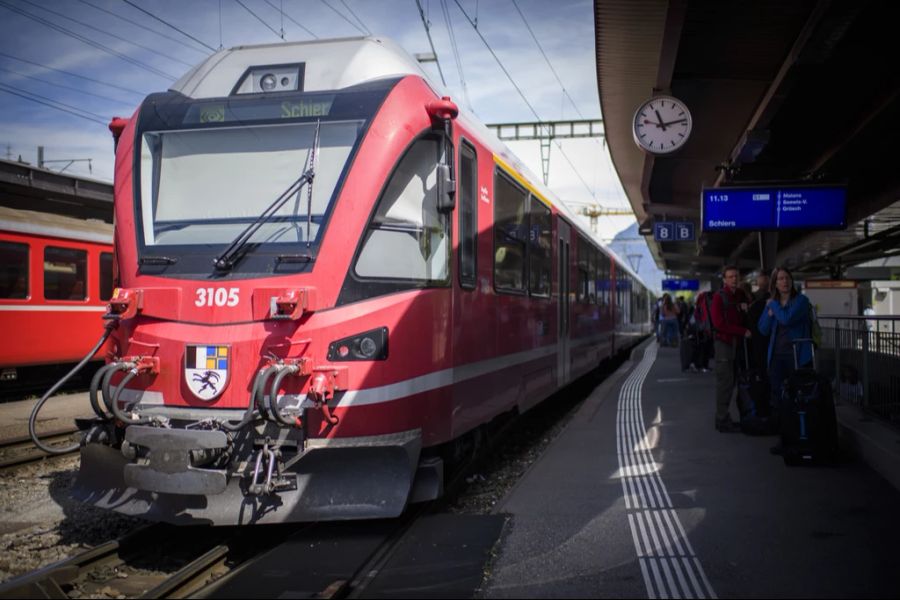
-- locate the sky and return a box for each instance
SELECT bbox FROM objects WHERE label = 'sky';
[0,0,663,287]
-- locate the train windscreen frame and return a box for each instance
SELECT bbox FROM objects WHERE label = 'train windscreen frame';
[130,79,398,279]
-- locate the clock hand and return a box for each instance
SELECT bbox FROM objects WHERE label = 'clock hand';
[654,109,666,131]
[643,119,662,128]
[661,118,687,127]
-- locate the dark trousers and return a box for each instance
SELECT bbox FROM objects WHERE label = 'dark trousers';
[714,339,736,423]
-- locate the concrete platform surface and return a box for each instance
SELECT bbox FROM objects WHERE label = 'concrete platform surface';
[485,340,900,598]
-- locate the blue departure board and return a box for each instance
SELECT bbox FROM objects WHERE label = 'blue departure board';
[702,186,846,231]
[662,279,699,291]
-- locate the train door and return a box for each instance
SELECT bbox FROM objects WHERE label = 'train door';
[558,220,570,386]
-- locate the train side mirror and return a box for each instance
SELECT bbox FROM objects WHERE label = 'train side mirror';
[436,163,455,212]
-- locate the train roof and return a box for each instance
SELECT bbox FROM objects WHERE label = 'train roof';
[169,36,648,291]
[0,205,113,245]
[171,36,434,99]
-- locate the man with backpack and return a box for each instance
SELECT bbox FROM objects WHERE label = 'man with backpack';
[710,265,752,433]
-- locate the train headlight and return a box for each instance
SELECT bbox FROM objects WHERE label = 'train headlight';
[260,74,277,91]
[327,328,388,362]
[233,63,304,95]
[358,337,378,358]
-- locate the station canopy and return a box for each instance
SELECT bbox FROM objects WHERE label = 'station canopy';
[595,0,900,280]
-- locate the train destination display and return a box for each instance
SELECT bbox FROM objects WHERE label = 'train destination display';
[702,186,846,231]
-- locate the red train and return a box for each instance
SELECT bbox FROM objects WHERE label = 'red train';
[0,206,113,388]
[72,37,653,525]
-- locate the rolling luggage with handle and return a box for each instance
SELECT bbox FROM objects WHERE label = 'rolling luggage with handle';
[737,338,775,435]
[779,338,838,465]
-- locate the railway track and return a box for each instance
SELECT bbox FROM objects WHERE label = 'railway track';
[0,427,81,470]
[0,522,306,599]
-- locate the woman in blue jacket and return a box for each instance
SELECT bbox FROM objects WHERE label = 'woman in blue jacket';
[757,267,812,446]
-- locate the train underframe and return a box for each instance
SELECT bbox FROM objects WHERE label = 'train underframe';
[73,413,441,525]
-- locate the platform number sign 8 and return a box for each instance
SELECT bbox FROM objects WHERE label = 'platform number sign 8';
[654,222,674,242]
[195,287,240,307]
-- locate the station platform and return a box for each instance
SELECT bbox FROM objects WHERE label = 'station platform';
[0,392,94,441]
[485,339,900,598]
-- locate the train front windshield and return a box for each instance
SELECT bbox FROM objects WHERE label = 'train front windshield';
[132,83,393,276]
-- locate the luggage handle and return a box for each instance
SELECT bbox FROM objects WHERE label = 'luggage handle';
[791,338,817,371]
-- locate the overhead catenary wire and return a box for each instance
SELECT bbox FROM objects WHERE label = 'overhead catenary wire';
[0,65,137,105]
[264,0,318,39]
[414,0,447,86]
[337,0,371,35]
[439,0,473,112]
[0,83,108,125]
[510,0,629,218]
[0,0,178,81]
[319,0,367,35]
[0,51,144,97]
[235,0,284,40]
[120,0,217,53]
[19,0,195,68]
[450,0,596,202]
[510,0,586,121]
[76,0,209,55]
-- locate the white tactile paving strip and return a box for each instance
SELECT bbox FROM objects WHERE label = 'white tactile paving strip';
[616,344,717,599]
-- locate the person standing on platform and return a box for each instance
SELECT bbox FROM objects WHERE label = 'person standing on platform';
[660,293,681,347]
[693,291,713,371]
[757,267,812,439]
[710,265,752,432]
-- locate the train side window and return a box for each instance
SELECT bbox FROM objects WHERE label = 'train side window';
[458,142,477,289]
[528,197,551,297]
[0,241,29,299]
[588,246,597,304]
[354,136,449,282]
[44,246,87,301]
[493,171,527,293]
[576,236,590,303]
[99,252,114,301]
[599,252,610,309]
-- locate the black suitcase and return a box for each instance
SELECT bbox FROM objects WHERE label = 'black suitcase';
[680,332,697,371]
[780,339,839,465]
[737,339,775,435]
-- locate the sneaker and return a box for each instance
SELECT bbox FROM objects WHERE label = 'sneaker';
[701,368,711,373]
[689,364,699,373]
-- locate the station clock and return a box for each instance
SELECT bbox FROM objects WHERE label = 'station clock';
[632,96,693,154]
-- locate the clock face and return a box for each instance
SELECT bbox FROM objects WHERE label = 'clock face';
[632,96,692,154]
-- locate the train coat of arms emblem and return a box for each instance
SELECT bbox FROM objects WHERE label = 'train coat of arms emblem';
[185,345,230,401]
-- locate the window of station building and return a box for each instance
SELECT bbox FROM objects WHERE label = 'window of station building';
[44,246,87,301]
[0,241,29,299]
[99,252,114,301]
[458,142,477,289]
[528,197,552,297]
[493,172,527,292]
[354,136,449,283]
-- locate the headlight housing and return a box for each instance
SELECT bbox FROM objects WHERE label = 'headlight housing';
[327,327,388,361]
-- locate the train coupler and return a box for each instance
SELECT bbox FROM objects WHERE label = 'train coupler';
[248,441,296,496]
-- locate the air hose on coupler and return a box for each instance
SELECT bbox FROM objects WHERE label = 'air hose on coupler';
[28,321,117,455]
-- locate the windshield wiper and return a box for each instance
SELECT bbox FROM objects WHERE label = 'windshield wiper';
[213,170,313,271]
[214,121,321,272]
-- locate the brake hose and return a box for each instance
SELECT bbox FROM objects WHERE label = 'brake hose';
[29,321,116,455]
